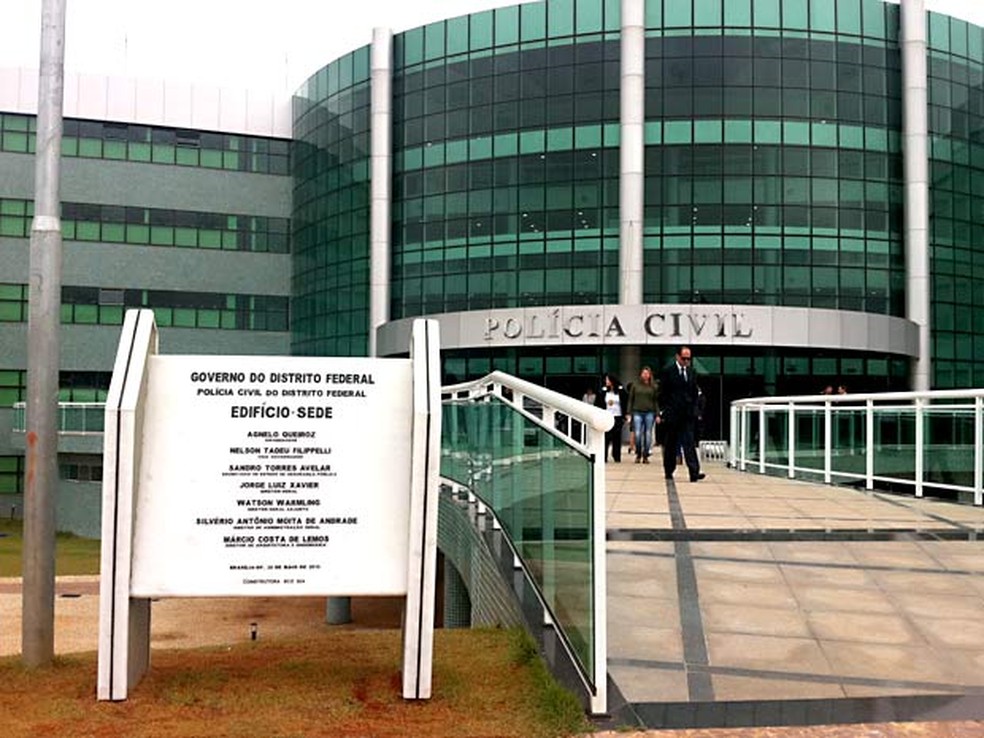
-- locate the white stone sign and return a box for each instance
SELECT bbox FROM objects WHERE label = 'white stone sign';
[98,310,441,703]
[129,355,412,598]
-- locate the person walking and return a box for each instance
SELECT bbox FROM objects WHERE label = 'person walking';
[597,373,628,462]
[658,346,705,482]
[627,366,659,464]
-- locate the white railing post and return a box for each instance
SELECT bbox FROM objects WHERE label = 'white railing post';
[739,406,748,471]
[915,397,924,498]
[588,416,608,716]
[758,405,766,474]
[787,401,795,478]
[542,407,556,433]
[866,399,875,490]
[729,404,738,468]
[541,437,556,626]
[975,396,983,506]
[823,400,832,484]
[510,388,524,546]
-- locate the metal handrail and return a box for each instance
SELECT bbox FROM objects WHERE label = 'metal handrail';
[730,389,984,505]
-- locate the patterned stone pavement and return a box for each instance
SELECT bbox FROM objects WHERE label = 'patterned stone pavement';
[605,454,984,730]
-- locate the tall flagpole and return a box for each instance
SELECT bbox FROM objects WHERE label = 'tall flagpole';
[23,0,67,667]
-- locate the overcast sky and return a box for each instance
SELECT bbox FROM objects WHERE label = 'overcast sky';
[0,1,529,93]
[2,1,983,94]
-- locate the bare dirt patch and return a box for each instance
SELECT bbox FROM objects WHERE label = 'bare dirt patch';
[0,625,588,738]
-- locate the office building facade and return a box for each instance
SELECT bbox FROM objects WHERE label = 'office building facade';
[0,76,292,532]
[294,0,979,439]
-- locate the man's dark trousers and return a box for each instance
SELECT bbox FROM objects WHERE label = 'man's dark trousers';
[662,420,699,480]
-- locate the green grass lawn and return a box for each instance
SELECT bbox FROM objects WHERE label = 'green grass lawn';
[0,523,593,737]
[0,519,101,577]
[0,625,591,738]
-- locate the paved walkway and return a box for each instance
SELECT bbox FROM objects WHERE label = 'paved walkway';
[606,455,984,730]
[0,582,402,657]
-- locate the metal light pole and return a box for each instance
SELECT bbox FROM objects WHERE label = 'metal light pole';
[22,0,67,668]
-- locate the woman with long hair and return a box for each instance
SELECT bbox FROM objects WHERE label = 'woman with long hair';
[596,373,628,462]
[627,365,659,463]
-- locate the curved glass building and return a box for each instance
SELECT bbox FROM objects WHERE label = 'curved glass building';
[293,0,981,435]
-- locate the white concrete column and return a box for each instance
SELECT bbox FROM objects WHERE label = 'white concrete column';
[901,0,931,390]
[619,0,645,307]
[369,27,393,358]
[332,27,392,625]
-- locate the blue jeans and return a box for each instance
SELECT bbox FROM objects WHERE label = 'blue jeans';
[633,411,656,458]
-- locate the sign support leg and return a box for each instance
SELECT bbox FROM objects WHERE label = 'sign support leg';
[402,319,441,699]
[97,310,156,700]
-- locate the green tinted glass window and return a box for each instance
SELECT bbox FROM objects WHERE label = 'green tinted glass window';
[575,0,603,34]
[102,223,125,242]
[99,306,123,324]
[862,0,885,38]
[969,23,983,60]
[129,142,151,161]
[521,1,547,40]
[175,147,198,166]
[951,18,968,57]
[3,132,28,152]
[126,224,149,243]
[173,308,197,327]
[151,226,174,246]
[175,227,197,247]
[104,141,126,160]
[604,0,620,31]
[471,10,494,49]
[548,0,574,37]
[665,0,693,27]
[929,13,949,51]
[809,0,835,32]
[496,6,520,44]
[447,16,469,55]
[753,0,779,28]
[694,0,722,27]
[424,22,444,60]
[152,144,175,164]
[198,310,220,329]
[0,216,25,237]
[782,0,808,30]
[724,0,751,26]
[76,222,99,241]
[837,0,861,35]
[74,305,98,324]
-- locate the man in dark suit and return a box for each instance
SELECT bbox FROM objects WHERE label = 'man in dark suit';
[658,345,705,482]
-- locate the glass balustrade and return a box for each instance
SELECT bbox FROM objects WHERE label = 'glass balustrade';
[732,390,984,504]
[441,397,596,680]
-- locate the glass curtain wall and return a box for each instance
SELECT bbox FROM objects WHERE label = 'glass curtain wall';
[926,12,984,389]
[642,0,905,315]
[292,46,372,356]
[390,0,623,317]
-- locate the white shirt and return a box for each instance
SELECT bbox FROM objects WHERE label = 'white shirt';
[604,389,622,416]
